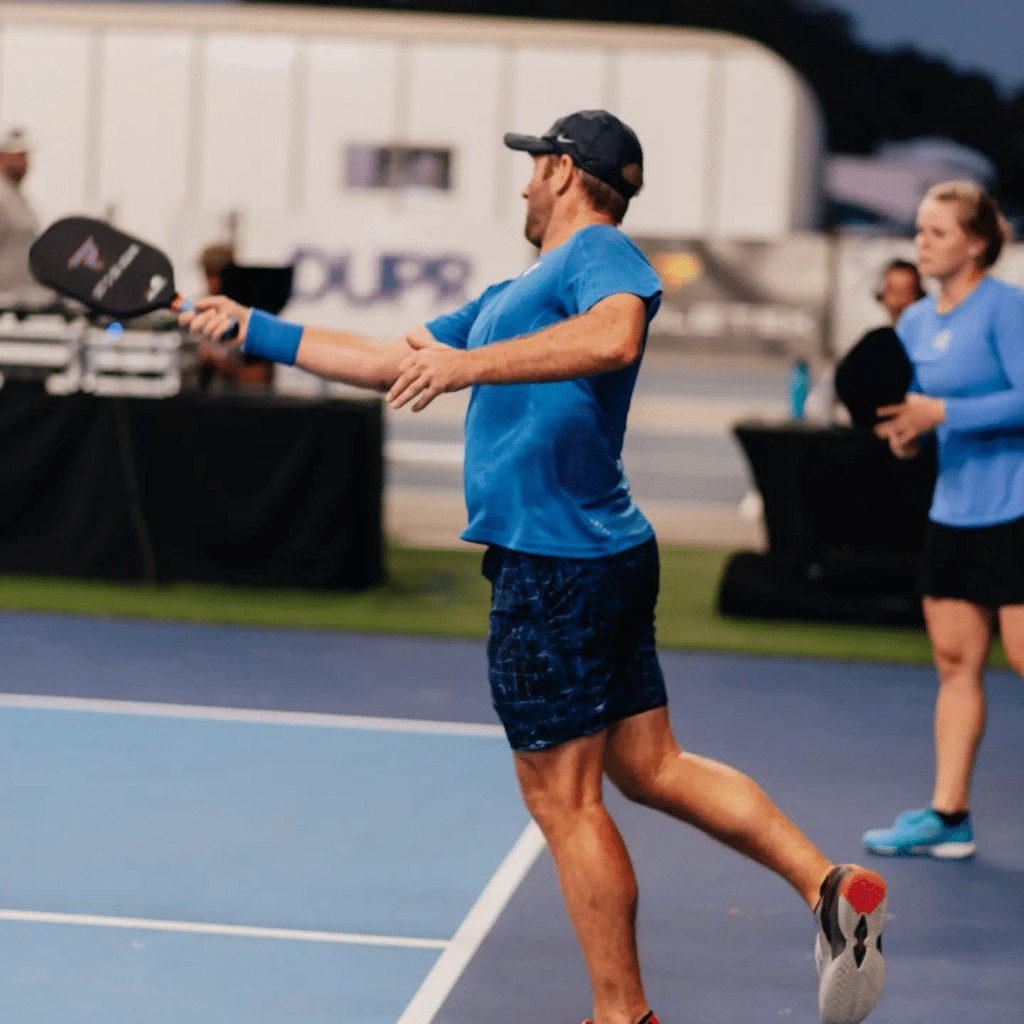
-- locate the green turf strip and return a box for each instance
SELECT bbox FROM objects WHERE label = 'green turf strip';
[0,543,1007,667]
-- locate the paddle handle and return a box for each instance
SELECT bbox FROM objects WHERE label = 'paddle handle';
[173,295,240,341]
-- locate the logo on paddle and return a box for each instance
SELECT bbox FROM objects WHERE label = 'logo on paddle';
[145,275,168,302]
[91,243,141,301]
[68,237,105,272]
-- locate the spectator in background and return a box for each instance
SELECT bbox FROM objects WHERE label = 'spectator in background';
[865,181,1024,859]
[195,241,273,391]
[834,260,925,429]
[0,126,49,305]
[200,241,234,297]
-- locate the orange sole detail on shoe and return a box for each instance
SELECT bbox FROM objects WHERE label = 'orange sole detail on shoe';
[841,869,887,915]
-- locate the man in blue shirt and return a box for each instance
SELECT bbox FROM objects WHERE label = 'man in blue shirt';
[184,110,887,1024]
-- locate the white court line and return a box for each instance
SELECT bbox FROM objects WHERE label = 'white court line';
[0,693,504,738]
[0,691,531,1010]
[396,821,547,1024]
[0,909,446,949]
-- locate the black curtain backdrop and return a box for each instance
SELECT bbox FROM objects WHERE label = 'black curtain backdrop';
[0,385,384,590]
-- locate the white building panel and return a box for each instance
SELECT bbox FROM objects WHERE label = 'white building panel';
[303,38,398,221]
[200,32,294,216]
[406,42,502,222]
[0,3,826,333]
[714,53,796,238]
[617,50,712,236]
[98,30,191,247]
[0,25,91,223]
[505,46,607,219]
[510,46,607,134]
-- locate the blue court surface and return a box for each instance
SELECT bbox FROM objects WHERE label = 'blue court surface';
[1,610,1021,1024]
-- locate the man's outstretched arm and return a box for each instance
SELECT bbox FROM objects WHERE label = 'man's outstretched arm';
[388,292,647,411]
[179,295,439,393]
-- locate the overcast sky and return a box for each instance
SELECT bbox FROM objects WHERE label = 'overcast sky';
[831,0,1024,94]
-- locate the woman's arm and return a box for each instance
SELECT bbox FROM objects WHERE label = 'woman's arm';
[942,289,1024,432]
[878,289,1024,439]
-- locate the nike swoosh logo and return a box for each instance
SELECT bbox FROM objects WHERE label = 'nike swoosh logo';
[555,134,574,144]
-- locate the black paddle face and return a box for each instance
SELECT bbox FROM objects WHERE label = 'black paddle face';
[29,216,179,318]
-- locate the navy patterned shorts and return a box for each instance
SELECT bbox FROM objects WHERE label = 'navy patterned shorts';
[482,538,668,751]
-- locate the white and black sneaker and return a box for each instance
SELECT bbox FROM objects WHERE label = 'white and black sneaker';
[814,865,887,1024]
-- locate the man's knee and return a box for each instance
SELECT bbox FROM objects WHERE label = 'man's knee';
[523,788,601,840]
[514,736,606,829]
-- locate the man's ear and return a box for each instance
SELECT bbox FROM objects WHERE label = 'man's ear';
[553,153,576,195]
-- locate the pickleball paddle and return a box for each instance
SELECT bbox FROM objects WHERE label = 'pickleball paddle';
[29,216,238,338]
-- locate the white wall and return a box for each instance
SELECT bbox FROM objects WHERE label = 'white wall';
[406,42,503,223]
[0,5,824,332]
[99,30,192,242]
[200,33,295,215]
[0,24,93,222]
[618,50,712,235]
[303,38,398,223]
[714,53,800,237]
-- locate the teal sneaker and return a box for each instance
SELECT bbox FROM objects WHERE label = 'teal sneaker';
[862,808,975,859]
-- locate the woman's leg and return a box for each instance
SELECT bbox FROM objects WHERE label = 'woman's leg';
[924,597,995,812]
[996,604,1024,681]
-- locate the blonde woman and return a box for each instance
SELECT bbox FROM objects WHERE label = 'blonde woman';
[866,181,1024,858]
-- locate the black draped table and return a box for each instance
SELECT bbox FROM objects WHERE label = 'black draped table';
[0,384,384,589]
[719,421,938,626]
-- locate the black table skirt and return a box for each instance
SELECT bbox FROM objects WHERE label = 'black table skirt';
[735,422,937,577]
[720,422,938,625]
[0,384,384,590]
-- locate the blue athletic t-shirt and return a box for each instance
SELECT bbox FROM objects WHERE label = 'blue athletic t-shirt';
[426,224,662,557]
[896,276,1024,527]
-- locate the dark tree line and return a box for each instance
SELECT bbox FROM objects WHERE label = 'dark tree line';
[247,0,1024,206]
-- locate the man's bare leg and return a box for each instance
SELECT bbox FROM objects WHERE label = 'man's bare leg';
[513,707,866,1024]
[604,706,832,908]
[514,732,650,1024]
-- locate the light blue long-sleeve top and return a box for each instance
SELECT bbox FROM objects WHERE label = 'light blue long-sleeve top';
[896,276,1024,527]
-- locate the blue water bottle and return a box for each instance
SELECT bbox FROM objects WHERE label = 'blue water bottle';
[789,359,810,420]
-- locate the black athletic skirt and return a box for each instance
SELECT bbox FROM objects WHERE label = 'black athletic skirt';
[920,514,1024,607]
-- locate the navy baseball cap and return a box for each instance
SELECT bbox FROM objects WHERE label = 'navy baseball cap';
[504,110,643,199]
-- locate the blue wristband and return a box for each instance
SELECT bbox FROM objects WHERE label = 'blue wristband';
[243,309,303,365]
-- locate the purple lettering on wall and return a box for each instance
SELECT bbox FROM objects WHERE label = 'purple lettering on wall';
[291,248,472,306]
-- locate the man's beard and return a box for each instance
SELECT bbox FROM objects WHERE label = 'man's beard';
[523,199,549,248]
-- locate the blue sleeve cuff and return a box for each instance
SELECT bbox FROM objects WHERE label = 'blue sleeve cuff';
[243,309,303,365]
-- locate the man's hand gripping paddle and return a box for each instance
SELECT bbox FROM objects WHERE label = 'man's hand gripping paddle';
[29,216,238,339]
